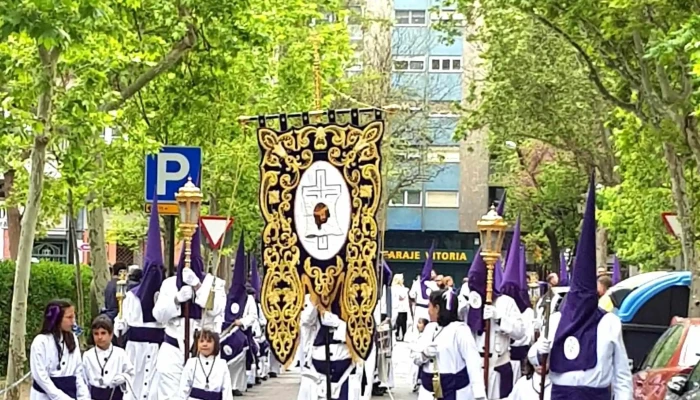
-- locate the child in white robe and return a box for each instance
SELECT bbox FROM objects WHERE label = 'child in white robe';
[411,289,486,400]
[83,316,135,400]
[508,361,551,400]
[410,318,429,393]
[30,299,91,400]
[178,329,233,400]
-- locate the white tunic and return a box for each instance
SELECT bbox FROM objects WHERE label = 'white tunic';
[392,285,410,314]
[474,295,525,399]
[177,355,233,400]
[409,280,439,322]
[509,307,535,386]
[411,321,486,400]
[30,334,90,400]
[528,311,633,399]
[82,345,135,398]
[507,372,551,400]
[151,275,227,400]
[117,291,163,400]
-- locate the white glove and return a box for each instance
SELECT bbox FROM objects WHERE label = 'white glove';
[114,319,127,333]
[536,337,552,354]
[182,268,201,287]
[176,286,194,303]
[320,311,341,328]
[422,344,438,358]
[110,374,126,387]
[533,319,543,331]
[483,305,498,320]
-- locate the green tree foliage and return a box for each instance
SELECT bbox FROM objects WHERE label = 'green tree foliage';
[0,260,91,376]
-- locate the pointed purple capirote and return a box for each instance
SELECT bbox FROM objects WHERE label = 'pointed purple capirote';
[250,255,261,302]
[518,245,530,309]
[131,195,165,322]
[382,259,393,287]
[225,235,248,326]
[551,174,605,373]
[500,217,529,312]
[559,252,569,286]
[612,255,621,285]
[176,228,206,319]
[419,242,435,299]
[496,190,506,216]
[467,190,507,334]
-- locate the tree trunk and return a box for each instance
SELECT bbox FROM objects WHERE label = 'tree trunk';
[5,46,58,400]
[596,227,608,272]
[663,142,700,316]
[87,196,110,314]
[544,226,559,274]
[3,169,21,261]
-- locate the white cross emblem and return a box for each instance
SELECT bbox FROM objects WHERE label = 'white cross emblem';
[301,168,343,250]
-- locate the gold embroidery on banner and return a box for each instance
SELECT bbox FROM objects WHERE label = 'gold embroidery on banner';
[329,121,383,360]
[259,120,384,362]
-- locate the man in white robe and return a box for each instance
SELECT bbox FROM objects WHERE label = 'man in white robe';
[114,196,164,400]
[220,236,253,396]
[499,219,535,386]
[297,295,362,400]
[409,245,439,324]
[528,177,632,400]
[150,229,226,400]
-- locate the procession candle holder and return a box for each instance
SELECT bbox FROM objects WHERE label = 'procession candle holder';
[175,177,203,362]
[116,269,128,319]
[476,205,508,389]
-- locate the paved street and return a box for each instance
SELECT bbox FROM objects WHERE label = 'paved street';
[249,328,419,400]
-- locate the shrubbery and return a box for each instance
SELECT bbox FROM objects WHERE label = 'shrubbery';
[0,260,92,375]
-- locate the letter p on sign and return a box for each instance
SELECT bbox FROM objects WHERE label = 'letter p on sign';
[145,146,202,203]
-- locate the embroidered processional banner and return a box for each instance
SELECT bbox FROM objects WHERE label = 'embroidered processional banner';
[258,110,384,365]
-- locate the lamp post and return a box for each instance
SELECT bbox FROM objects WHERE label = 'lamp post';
[476,205,508,388]
[116,269,128,319]
[175,177,203,362]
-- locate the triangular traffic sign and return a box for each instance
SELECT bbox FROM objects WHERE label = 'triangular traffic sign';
[199,216,234,250]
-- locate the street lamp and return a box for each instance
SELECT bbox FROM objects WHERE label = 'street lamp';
[175,177,203,361]
[476,205,508,388]
[116,269,128,319]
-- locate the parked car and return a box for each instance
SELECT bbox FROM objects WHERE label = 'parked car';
[633,317,700,400]
[618,271,691,369]
[664,358,700,399]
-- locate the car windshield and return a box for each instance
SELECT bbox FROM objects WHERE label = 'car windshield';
[680,326,700,367]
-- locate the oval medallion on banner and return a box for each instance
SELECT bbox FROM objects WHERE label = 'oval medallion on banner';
[293,160,352,261]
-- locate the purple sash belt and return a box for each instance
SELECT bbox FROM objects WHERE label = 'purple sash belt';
[415,303,428,308]
[90,385,124,400]
[164,334,179,348]
[190,387,223,400]
[33,376,77,398]
[494,363,514,397]
[552,384,611,400]
[510,345,529,361]
[419,367,470,396]
[127,326,164,344]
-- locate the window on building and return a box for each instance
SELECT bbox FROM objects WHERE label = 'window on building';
[427,147,460,163]
[393,56,425,72]
[430,10,466,22]
[430,57,462,72]
[406,190,422,206]
[395,10,426,26]
[488,186,505,210]
[425,191,459,208]
[389,190,423,207]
